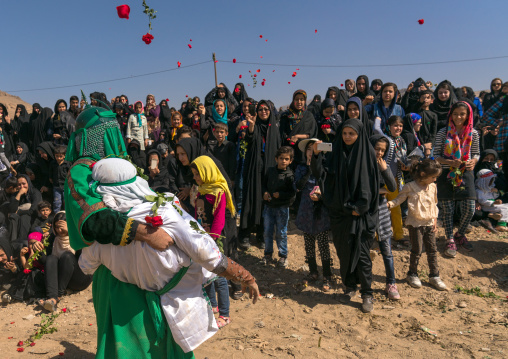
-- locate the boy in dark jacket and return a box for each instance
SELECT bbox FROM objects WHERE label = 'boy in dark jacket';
[30,201,54,239]
[261,146,296,267]
[49,146,70,212]
[210,123,237,186]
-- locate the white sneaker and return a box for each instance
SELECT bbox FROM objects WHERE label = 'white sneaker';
[406,274,422,288]
[429,277,448,291]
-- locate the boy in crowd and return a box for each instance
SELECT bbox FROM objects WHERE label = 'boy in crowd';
[261,146,296,268]
[30,201,53,239]
[211,122,237,186]
[417,90,438,156]
[49,146,71,212]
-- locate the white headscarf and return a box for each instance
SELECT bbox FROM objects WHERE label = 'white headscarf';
[475,169,496,192]
[91,158,156,213]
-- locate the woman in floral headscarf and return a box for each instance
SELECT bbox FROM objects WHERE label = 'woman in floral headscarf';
[435,102,480,258]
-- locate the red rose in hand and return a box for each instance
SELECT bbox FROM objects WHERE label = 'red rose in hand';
[116,5,130,20]
[145,216,163,227]
[142,33,154,45]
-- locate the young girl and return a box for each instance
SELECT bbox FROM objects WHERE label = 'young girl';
[126,101,149,151]
[388,159,447,291]
[190,155,236,329]
[368,82,405,134]
[369,135,400,300]
[379,115,407,245]
[316,99,341,143]
[169,111,183,150]
[475,169,508,232]
[435,102,480,257]
[294,139,332,291]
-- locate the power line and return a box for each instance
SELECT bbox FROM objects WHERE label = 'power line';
[6,60,211,93]
[219,55,508,68]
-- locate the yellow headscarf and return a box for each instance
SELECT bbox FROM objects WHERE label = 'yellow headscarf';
[192,155,236,217]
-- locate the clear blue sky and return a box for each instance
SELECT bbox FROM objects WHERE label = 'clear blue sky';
[2,0,507,109]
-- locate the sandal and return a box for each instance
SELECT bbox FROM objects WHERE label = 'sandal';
[322,277,332,292]
[302,272,319,285]
[43,298,58,312]
[212,306,219,314]
[216,316,231,329]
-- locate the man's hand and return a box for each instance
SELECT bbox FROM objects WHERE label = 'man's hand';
[242,281,260,304]
[31,241,44,252]
[135,223,174,251]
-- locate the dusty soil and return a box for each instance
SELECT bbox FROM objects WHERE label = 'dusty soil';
[1,224,507,359]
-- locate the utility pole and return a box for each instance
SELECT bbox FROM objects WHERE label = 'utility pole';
[212,53,218,87]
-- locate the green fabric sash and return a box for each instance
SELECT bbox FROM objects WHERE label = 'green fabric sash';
[90,176,137,198]
[146,266,189,345]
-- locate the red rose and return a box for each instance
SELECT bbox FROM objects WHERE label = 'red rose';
[188,44,192,49]
[59,353,64,356]
[30,342,36,346]
[166,98,169,102]
[340,84,344,87]
[256,69,260,73]
[116,5,130,20]
[189,39,192,41]
[23,269,31,274]
[253,74,257,77]
[145,216,163,227]
[233,58,236,63]
[259,35,263,38]
[142,33,154,45]
[315,29,317,33]
[288,82,291,84]
[17,348,24,352]
[17,341,23,346]
[261,82,265,86]
[62,308,67,313]
[239,75,242,79]
[418,19,424,25]
[177,61,181,68]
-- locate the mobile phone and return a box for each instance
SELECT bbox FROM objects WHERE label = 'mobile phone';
[317,142,332,152]
[150,158,157,169]
[248,103,256,116]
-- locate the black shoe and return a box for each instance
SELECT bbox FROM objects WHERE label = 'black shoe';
[258,241,265,249]
[238,237,251,251]
[361,296,374,313]
[338,288,357,304]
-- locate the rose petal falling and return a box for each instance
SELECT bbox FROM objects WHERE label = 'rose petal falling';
[233,58,237,63]
[418,19,424,25]
[188,44,192,49]
[177,61,181,67]
[116,5,130,20]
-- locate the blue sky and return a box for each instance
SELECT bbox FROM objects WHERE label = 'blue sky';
[2,0,507,109]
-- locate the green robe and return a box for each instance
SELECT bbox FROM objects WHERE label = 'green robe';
[65,157,194,359]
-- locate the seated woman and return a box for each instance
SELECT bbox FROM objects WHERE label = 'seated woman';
[79,157,259,354]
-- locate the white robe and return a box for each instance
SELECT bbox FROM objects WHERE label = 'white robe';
[79,200,222,353]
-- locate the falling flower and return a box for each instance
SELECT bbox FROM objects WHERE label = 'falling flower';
[259,35,263,38]
[10,322,15,324]
[233,58,237,63]
[263,79,266,81]
[214,60,218,63]
[260,56,263,58]
[265,39,268,42]
[190,39,192,41]
[142,33,154,45]
[272,70,275,72]
[315,29,317,33]
[177,61,181,68]
[340,83,344,87]
[256,69,260,73]
[253,74,257,77]
[288,82,291,84]
[116,5,130,19]
[8,337,13,339]
[247,84,250,86]
[239,75,242,78]
[418,19,424,25]
[261,81,265,86]
[188,44,192,49]
[166,98,169,102]
[185,95,188,97]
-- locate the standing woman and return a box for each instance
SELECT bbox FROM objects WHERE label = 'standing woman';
[311,119,380,313]
[344,97,373,137]
[435,102,480,258]
[279,90,317,168]
[238,100,281,250]
[483,78,503,112]
[430,80,457,132]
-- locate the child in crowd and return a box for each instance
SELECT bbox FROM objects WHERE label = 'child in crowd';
[10,143,30,175]
[475,169,508,232]
[294,139,332,291]
[262,146,296,267]
[369,83,405,134]
[190,155,236,329]
[380,115,408,245]
[126,101,149,151]
[370,134,400,300]
[417,90,438,155]
[388,159,447,291]
[30,201,53,238]
[169,112,184,150]
[49,145,70,213]
[211,122,237,186]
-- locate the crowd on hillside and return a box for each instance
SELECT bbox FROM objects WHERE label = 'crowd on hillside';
[1,75,507,315]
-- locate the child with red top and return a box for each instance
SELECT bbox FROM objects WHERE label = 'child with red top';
[190,155,236,329]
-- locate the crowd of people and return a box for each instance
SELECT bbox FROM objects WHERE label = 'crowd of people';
[1,75,507,317]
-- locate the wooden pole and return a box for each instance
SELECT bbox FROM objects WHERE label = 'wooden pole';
[212,53,218,87]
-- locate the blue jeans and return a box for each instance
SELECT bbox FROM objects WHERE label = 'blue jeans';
[53,187,64,213]
[263,206,289,258]
[378,238,395,285]
[205,277,230,317]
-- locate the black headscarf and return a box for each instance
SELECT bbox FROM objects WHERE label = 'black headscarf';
[232,83,248,104]
[307,94,322,120]
[344,97,372,137]
[31,107,53,152]
[159,100,172,132]
[369,134,391,187]
[127,140,146,169]
[25,162,43,190]
[17,174,42,215]
[240,100,282,230]
[370,79,383,96]
[316,98,342,142]
[353,75,375,100]
[430,80,458,130]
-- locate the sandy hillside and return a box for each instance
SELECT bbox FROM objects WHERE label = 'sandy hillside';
[0,90,32,116]
[0,223,506,359]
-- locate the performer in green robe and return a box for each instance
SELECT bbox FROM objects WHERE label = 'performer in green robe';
[64,105,259,358]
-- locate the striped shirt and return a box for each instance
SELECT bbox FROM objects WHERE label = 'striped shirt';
[482,96,508,153]
[434,128,480,169]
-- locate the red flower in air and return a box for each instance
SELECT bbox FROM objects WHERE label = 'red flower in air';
[239,74,242,78]
[272,70,275,72]
[265,39,268,42]
[190,39,192,41]
[234,88,240,93]
[177,61,181,68]
[17,348,24,352]
[166,98,169,102]
[253,74,257,77]
[214,60,218,63]
[296,68,300,70]
[315,29,317,33]
[259,35,263,38]
[30,342,36,347]
[340,83,344,87]
[188,44,192,49]
[418,19,424,25]
[17,341,23,347]
[116,5,130,20]
[260,56,263,58]
[256,69,261,72]
[247,84,250,86]
[185,95,188,98]
[288,82,291,84]
[142,33,154,45]
[261,81,265,86]
[233,58,237,63]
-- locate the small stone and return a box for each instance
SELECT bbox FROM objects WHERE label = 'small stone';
[457,301,467,308]
[303,308,311,313]
[237,345,244,350]
[256,321,265,328]
[382,305,395,310]
[23,314,35,321]
[265,293,274,299]
[398,314,403,318]
[480,348,490,352]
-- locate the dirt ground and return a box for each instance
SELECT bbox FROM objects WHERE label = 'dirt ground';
[1,224,507,359]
